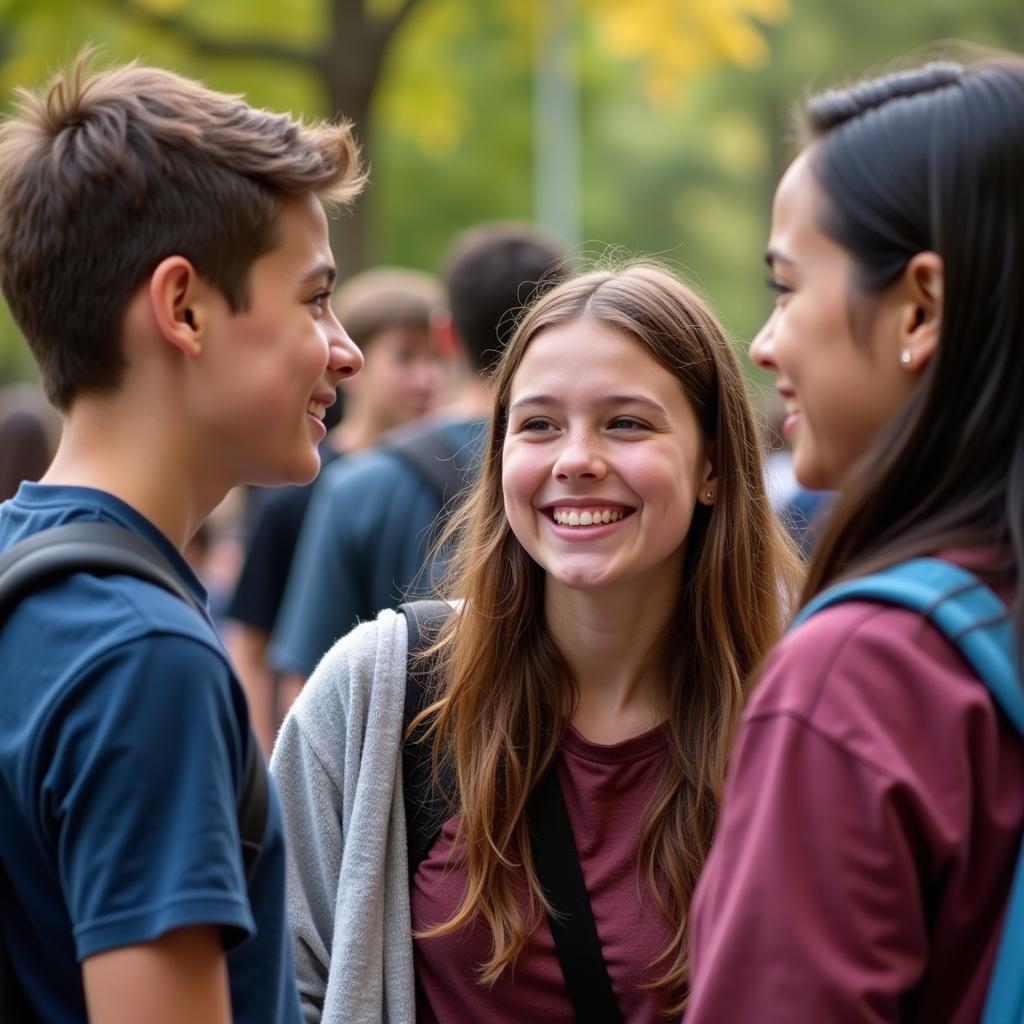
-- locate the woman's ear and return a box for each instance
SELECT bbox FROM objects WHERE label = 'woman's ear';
[897,251,943,372]
[149,256,205,359]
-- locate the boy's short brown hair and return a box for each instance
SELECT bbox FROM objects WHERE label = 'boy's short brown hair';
[0,51,366,410]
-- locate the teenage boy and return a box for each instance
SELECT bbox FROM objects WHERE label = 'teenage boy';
[0,54,364,1022]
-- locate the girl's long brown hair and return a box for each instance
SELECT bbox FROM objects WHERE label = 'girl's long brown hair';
[413,263,800,1009]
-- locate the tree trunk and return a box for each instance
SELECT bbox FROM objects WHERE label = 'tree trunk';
[322,0,415,280]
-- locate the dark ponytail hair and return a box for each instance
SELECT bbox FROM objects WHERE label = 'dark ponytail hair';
[797,56,1024,665]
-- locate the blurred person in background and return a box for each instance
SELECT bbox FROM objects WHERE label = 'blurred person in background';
[270,222,570,714]
[0,383,58,500]
[225,267,444,751]
[687,53,1024,1022]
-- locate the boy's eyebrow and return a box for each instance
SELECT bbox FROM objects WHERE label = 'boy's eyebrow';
[301,263,337,288]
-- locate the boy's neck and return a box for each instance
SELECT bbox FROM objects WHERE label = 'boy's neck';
[41,401,221,551]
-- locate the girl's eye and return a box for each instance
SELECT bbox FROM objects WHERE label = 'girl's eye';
[310,291,331,316]
[766,276,793,298]
[519,418,555,433]
[609,417,646,430]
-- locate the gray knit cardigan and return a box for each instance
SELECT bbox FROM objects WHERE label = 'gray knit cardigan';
[270,609,416,1024]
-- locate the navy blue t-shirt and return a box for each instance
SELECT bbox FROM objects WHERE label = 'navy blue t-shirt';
[0,484,300,1022]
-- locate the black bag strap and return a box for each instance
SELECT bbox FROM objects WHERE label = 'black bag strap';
[528,759,624,1023]
[398,599,455,877]
[399,600,622,1021]
[0,521,200,615]
[0,521,268,882]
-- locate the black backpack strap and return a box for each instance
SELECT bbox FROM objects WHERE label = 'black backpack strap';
[238,734,269,884]
[398,600,454,876]
[0,521,200,616]
[0,521,268,881]
[528,760,624,1023]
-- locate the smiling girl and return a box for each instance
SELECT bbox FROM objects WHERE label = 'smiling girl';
[270,263,798,1021]
[686,56,1024,1022]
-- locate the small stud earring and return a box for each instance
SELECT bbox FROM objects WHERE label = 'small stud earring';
[900,348,913,367]
[705,490,716,503]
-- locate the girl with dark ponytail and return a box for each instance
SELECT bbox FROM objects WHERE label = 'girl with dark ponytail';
[687,54,1024,1022]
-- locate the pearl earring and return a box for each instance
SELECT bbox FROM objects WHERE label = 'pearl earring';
[705,490,716,503]
[900,349,913,367]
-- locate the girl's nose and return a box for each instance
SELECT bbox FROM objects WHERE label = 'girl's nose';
[749,308,779,372]
[552,433,606,482]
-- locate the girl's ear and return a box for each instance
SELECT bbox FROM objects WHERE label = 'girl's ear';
[696,444,719,506]
[149,256,206,359]
[897,251,943,372]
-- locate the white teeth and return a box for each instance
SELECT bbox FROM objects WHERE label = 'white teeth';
[552,508,625,526]
[307,400,327,420]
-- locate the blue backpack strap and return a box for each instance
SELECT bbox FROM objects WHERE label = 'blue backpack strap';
[792,558,1024,734]
[792,557,1024,1023]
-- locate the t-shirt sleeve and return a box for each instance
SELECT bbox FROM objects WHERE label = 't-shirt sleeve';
[48,633,255,960]
[686,631,930,1023]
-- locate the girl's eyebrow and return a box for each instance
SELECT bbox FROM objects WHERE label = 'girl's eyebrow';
[764,248,795,270]
[509,393,668,415]
[508,394,557,412]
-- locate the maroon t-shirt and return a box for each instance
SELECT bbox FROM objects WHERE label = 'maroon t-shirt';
[687,591,1024,1023]
[411,723,678,1022]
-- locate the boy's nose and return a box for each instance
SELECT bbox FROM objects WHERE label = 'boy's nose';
[328,320,363,381]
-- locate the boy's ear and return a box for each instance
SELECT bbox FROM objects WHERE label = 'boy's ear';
[897,251,943,372]
[149,256,205,359]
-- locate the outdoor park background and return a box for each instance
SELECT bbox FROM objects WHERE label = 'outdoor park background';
[1,0,1023,387]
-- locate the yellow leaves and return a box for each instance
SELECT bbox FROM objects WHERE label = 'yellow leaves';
[587,0,790,106]
[375,0,789,154]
